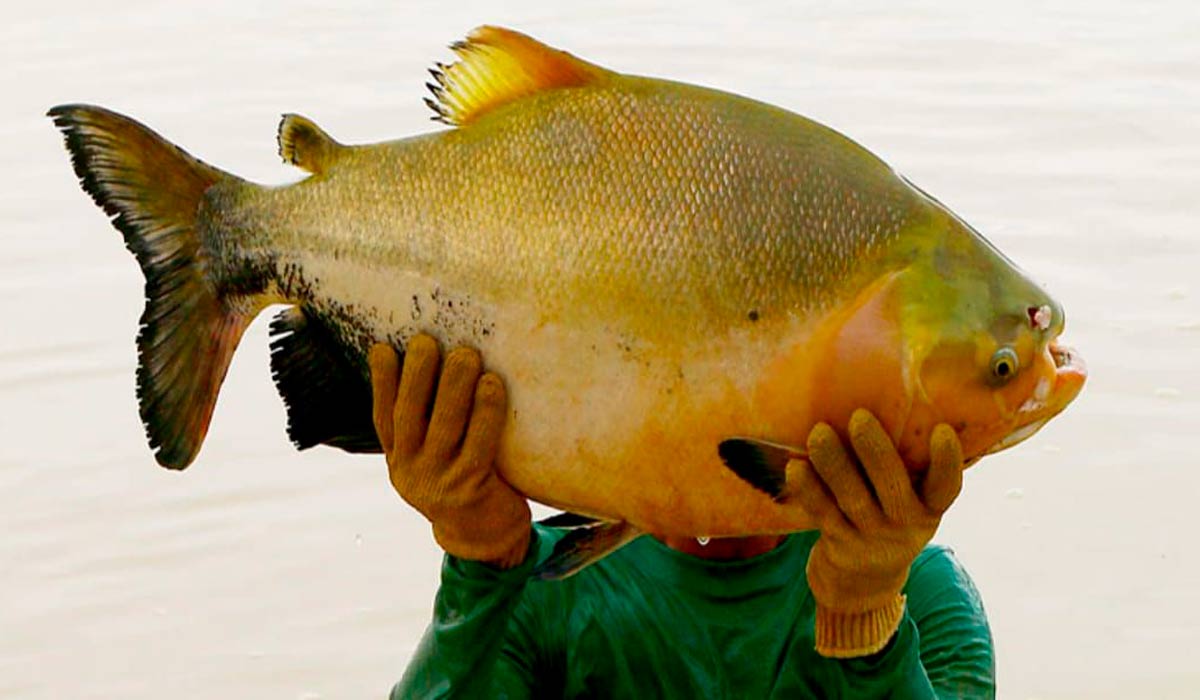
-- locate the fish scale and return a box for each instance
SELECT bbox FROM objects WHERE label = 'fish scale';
[49,25,1084,576]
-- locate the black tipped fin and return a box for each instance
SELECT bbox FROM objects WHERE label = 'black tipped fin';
[717,438,805,500]
[278,114,344,175]
[48,103,247,470]
[532,521,641,580]
[537,511,601,529]
[269,307,382,453]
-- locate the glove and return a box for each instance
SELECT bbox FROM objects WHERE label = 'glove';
[786,409,964,658]
[369,336,531,569]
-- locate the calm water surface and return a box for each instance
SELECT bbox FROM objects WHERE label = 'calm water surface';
[3,1,1198,698]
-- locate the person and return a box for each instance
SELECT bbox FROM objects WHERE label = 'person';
[370,337,995,699]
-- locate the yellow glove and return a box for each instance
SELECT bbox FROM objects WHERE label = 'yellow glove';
[786,409,964,658]
[369,336,531,569]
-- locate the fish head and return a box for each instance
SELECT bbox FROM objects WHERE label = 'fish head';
[791,210,1086,472]
[888,217,1088,467]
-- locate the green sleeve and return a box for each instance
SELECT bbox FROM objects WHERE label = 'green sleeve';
[391,527,554,700]
[831,545,995,699]
[907,545,996,697]
[392,531,994,699]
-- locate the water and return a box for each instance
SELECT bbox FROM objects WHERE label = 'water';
[3,1,1198,697]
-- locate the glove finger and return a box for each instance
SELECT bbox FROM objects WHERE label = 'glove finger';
[807,422,883,532]
[368,343,400,454]
[848,409,921,523]
[425,346,483,462]
[785,458,853,537]
[922,424,964,514]
[459,372,508,474]
[394,334,441,459]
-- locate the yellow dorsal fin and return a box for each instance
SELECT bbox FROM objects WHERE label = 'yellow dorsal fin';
[278,114,345,175]
[426,26,613,126]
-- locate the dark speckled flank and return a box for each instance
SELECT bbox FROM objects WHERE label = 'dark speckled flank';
[265,279,506,453]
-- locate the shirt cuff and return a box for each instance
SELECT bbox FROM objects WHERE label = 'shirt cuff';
[443,525,541,584]
[839,610,925,684]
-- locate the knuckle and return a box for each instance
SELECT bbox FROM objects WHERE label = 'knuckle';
[388,465,412,497]
[430,410,466,438]
[403,348,439,384]
[463,439,500,471]
[861,439,893,471]
[847,503,879,527]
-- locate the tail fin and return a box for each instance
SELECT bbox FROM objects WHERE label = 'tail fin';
[49,104,255,469]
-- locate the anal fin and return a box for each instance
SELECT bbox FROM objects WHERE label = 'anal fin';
[537,511,601,529]
[532,521,641,580]
[269,306,381,452]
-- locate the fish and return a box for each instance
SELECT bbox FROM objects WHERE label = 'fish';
[49,26,1086,576]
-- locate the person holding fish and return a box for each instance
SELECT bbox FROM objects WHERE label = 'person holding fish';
[373,336,995,698]
[51,25,1084,699]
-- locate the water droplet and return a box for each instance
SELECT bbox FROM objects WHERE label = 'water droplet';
[697,536,710,547]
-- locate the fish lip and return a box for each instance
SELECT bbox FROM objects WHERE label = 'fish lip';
[1050,340,1085,375]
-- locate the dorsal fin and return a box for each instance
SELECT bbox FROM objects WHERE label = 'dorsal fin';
[278,114,344,175]
[425,26,613,126]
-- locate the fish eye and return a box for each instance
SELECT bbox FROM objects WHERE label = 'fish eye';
[990,347,1019,382]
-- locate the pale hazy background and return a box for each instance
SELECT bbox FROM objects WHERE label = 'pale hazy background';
[3,1,1198,698]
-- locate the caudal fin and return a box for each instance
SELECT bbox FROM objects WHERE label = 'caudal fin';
[49,104,254,469]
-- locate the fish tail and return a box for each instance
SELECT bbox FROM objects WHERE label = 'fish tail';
[49,104,255,470]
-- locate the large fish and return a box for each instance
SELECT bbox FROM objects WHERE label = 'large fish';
[50,26,1085,573]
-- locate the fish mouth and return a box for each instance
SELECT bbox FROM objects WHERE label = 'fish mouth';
[1050,341,1082,372]
[985,340,1086,455]
[985,416,1049,455]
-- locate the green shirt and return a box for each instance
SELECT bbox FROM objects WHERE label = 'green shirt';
[395,525,994,698]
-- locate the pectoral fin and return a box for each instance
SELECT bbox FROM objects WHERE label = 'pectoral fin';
[718,438,806,500]
[532,520,641,580]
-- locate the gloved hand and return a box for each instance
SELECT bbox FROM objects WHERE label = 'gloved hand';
[786,409,964,658]
[369,335,531,569]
